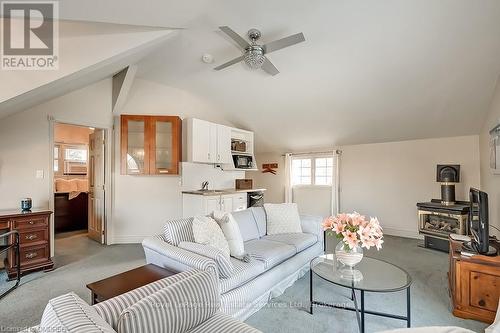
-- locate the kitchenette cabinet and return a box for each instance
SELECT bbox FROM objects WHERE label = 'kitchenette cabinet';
[120,115,182,175]
[183,118,249,167]
[182,192,248,217]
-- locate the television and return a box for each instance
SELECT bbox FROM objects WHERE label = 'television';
[468,188,497,255]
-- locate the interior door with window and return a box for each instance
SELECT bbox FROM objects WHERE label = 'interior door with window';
[88,129,105,244]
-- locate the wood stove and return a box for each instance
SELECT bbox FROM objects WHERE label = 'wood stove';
[417,200,469,252]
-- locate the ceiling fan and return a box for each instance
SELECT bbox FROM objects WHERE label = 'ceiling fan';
[214,26,305,76]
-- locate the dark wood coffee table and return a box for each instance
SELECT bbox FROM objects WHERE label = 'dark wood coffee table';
[86,264,177,304]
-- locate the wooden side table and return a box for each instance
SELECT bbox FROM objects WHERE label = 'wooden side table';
[86,264,177,305]
[448,236,500,323]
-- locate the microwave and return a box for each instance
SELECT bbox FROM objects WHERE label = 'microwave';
[232,155,254,169]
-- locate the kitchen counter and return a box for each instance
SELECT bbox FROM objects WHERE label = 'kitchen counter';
[182,188,266,196]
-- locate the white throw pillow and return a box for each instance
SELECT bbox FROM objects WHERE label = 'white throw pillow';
[212,211,245,257]
[192,215,230,258]
[264,203,302,235]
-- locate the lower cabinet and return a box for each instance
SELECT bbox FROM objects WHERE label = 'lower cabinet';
[2,210,54,279]
[182,193,248,217]
[449,238,500,324]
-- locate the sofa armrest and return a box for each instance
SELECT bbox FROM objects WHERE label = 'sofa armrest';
[142,234,218,276]
[178,242,234,278]
[300,215,324,244]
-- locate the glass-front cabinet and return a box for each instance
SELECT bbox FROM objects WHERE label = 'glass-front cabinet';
[120,115,181,175]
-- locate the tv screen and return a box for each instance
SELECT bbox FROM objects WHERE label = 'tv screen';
[469,188,489,254]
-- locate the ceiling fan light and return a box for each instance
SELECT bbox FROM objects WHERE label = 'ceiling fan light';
[244,49,265,70]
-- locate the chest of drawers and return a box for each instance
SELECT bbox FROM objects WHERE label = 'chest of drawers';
[1,210,54,279]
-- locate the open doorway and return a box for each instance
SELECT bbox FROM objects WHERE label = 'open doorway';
[51,123,107,259]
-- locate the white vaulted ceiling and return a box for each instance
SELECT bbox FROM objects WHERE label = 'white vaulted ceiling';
[10,1,500,152]
[0,20,175,118]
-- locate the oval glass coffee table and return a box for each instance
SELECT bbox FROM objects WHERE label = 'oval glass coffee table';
[309,254,412,333]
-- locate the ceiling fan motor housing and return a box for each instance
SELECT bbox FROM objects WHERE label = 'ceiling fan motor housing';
[247,28,262,42]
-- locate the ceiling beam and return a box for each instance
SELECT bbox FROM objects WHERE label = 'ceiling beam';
[112,65,137,113]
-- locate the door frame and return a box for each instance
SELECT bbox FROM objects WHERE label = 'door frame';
[48,118,113,256]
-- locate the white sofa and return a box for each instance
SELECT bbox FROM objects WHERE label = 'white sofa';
[142,206,324,320]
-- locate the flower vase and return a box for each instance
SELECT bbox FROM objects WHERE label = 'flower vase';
[335,241,364,282]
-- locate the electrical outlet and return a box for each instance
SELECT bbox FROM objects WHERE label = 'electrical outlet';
[36,170,44,179]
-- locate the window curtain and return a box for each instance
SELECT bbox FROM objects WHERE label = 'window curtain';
[284,153,293,203]
[331,150,341,215]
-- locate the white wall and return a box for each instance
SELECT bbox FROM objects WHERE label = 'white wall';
[248,153,333,216]
[250,136,481,238]
[247,153,286,204]
[112,78,240,243]
[340,135,481,238]
[0,79,112,211]
[480,78,500,236]
[0,77,250,245]
[181,163,244,190]
[0,79,113,255]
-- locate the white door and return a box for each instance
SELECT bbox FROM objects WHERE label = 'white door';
[191,119,212,163]
[220,195,233,213]
[216,125,232,164]
[88,129,105,244]
[205,196,220,215]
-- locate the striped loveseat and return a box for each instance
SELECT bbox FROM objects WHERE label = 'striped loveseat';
[23,269,261,333]
[142,207,324,320]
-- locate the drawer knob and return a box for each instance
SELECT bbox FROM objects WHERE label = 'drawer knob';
[26,251,38,259]
[25,234,37,240]
[28,220,35,225]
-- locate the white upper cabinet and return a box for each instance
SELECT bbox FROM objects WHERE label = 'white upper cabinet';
[184,118,251,166]
[185,118,216,163]
[216,125,232,164]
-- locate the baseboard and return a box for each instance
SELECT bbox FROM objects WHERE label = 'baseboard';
[111,235,148,244]
[383,227,423,240]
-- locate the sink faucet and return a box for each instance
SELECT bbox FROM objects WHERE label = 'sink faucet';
[201,181,209,191]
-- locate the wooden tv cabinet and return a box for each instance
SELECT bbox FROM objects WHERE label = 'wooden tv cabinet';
[448,236,500,324]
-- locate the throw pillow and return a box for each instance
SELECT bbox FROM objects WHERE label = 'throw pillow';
[40,292,115,333]
[178,241,234,278]
[192,215,230,258]
[212,210,246,258]
[264,203,302,235]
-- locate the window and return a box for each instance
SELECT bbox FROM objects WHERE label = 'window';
[292,156,334,186]
[292,158,311,185]
[315,157,333,185]
[64,148,87,162]
[53,146,59,172]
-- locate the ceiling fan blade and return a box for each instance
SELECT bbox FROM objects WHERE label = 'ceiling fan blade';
[214,55,244,71]
[263,32,305,54]
[219,26,250,49]
[261,57,279,76]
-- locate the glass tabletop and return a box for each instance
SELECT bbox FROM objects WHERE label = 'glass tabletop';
[310,254,412,292]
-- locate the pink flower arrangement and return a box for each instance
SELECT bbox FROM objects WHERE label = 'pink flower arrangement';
[322,212,384,251]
